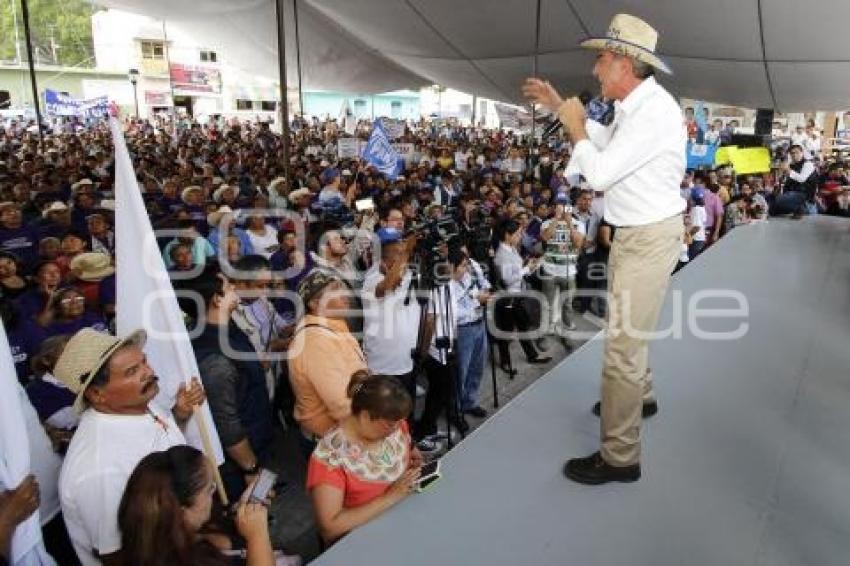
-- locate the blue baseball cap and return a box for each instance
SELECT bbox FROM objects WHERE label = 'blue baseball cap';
[320,168,340,185]
[554,192,570,205]
[376,227,402,244]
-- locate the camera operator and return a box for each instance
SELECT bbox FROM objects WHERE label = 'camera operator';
[361,230,422,411]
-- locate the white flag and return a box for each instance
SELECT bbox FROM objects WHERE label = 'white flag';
[0,321,56,566]
[110,117,224,464]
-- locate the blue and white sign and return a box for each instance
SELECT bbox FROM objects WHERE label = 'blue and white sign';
[686,141,717,170]
[362,119,403,179]
[44,89,109,119]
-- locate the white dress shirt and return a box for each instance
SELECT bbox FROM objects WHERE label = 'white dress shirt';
[569,77,687,227]
[494,242,529,293]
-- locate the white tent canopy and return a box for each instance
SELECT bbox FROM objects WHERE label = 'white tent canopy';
[100,0,850,111]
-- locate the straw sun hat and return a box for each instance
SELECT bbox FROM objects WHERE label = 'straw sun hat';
[580,13,671,75]
[53,328,147,412]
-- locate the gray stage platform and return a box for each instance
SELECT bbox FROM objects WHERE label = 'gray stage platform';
[315,217,850,566]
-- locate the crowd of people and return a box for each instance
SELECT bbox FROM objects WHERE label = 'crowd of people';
[0,106,848,565]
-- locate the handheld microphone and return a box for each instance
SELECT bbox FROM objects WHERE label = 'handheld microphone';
[540,91,614,138]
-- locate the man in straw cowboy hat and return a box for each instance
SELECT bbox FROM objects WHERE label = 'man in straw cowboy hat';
[54,329,205,564]
[524,13,686,485]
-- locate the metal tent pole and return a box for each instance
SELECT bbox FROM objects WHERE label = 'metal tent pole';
[20,0,44,139]
[275,0,292,189]
[293,0,304,116]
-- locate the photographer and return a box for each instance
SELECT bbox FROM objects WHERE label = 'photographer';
[361,231,421,407]
[539,194,585,333]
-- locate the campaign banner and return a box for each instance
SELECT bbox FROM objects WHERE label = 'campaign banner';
[363,119,403,180]
[337,137,361,159]
[686,142,717,170]
[44,89,109,119]
[170,63,222,95]
[392,142,415,166]
[494,102,532,131]
[380,118,405,140]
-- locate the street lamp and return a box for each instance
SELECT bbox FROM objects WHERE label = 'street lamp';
[128,68,140,118]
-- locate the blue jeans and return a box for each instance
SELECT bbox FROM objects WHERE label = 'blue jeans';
[456,319,488,411]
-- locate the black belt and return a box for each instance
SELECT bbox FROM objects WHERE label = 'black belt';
[458,318,484,328]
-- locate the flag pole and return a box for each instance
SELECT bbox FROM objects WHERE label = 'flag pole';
[194,405,229,505]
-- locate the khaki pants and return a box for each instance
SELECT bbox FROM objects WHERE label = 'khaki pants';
[601,214,683,467]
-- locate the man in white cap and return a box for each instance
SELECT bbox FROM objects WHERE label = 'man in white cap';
[54,329,205,564]
[524,13,686,485]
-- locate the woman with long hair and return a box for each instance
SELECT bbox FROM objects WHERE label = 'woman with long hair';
[118,445,275,566]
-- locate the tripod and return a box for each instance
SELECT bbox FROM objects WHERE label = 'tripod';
[411,271,466,450]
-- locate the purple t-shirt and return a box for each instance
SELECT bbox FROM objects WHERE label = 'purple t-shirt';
[703,189,725,229]
[0,224,40,266]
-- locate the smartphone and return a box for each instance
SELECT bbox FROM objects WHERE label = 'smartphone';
[355,197,375,212]
[414,459,441,493]
[249,468,277,503]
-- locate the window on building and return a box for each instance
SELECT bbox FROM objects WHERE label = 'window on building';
[236,99,253,111]
[200,50,218,63]
[260,101,277,111]
[141,41,165,60]
[0,91,10,109]
[390,100,402,119]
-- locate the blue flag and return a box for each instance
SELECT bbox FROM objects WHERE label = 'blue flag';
[362,119,403,180]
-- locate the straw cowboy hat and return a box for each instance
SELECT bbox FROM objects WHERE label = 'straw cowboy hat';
[181,186,203,204]
[53,328,147,412]
[288,187,311,204]
[42,201,69,218]
[70,252,115,282]
[580,13,671,75]
[212,184,234,203]
[207,205,235,227]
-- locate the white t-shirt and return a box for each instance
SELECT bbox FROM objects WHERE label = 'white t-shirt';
[246,225,279,259]
[59,406,186,565]
[361,268,422,375]
[691,206,707,242]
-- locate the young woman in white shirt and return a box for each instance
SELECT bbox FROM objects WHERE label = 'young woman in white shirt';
[492,219,551,371]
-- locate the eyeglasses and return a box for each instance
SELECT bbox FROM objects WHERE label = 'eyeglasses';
[60,297,85,306]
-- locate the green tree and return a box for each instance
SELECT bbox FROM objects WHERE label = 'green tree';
[0,0,96,67]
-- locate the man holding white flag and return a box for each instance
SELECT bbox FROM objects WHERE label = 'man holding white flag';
[108,116,225,471]
[0,322,56,566]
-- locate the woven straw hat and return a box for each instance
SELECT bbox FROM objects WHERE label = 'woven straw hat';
[69,252,115,282]
[580,13,671,75]
[53,328,147,412]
